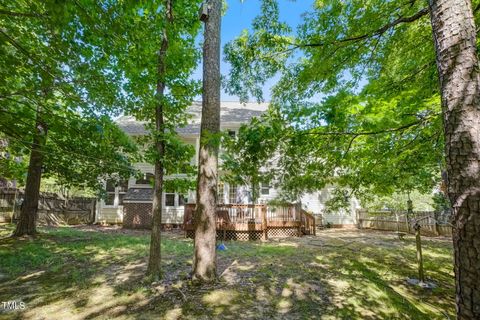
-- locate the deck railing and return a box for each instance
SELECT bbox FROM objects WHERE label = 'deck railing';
[183,203,316,239]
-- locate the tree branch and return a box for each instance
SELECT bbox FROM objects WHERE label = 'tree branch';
[296,7,429,49]
[0,9,46,18]
[298,114,438,137]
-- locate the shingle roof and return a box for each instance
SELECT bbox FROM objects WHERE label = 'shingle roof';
[116,101,268,136]
[123,188,153,201]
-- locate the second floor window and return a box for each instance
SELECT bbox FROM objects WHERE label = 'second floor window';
[261,182,270,195]
[136,173,154,185]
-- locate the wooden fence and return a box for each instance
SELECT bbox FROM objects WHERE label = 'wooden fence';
[357,209,453,237]
[0,187,96,225]
[184,203,315,240]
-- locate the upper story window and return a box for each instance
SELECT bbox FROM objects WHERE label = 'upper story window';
[106,180,116,192]
[261,182,270,195]
[118,180,128,192]
[136,173,154,185]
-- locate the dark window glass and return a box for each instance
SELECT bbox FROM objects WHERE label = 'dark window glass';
[227,130,236,138]
[105,193,115,205]
[165,194,175,206]
[261,183,270,195]
[118,193,125,205]
[106,179,115,192]
[178,194,186,206]
[136,173,155,185]
[118,180,128,192]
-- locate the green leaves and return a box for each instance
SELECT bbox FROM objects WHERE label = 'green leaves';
[0,0,140,192]
[221,109,285,202]
[224,0,291,102]
[224,0,445,209]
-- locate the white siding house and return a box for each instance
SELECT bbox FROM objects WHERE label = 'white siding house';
[95,101,359,228]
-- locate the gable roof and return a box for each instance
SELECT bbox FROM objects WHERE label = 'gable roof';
[116,101,268,136]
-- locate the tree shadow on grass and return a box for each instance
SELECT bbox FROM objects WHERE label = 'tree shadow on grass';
[0,226,454,319]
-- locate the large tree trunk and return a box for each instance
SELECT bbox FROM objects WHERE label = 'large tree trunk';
[428,0,480,318]
[147,0,172,280]
[13,114,47,237]
[192,0,222,283]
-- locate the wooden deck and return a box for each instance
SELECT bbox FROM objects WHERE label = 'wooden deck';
[183,203,315,240]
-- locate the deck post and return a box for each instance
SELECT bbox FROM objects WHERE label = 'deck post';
[261,205,268,240]
[298,206,303,236]
[313,215,316,236]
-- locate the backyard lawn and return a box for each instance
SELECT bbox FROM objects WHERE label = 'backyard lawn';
[0,224,454,320]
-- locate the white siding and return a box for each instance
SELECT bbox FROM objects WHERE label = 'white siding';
[300,188,360,226]
[96,204,123,224]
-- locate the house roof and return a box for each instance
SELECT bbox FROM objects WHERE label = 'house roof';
[123,188,153,201]
[116,101,268,136]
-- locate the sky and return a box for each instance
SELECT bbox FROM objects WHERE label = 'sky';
[192,0,315,102]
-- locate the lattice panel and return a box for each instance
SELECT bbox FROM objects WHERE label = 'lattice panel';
[186,230,263,241]
[187,228,301,240]
[267,228,299,238]
[217,230,263,241]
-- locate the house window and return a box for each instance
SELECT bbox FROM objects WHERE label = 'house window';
[229,184,237,204]
[105,193,115,206]
[118,193,125,205]
[118,180,128,205]
[118,180,128,192]
[105,179,116,206]
[136,173,154,185]
[227,130,236,138]
[261,182,270,195]
[165,186,175,206]
[218,182,224,204]
[165,194,175,206]
[178,194,186,206]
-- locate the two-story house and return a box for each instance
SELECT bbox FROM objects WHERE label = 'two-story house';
[94,101,360,228]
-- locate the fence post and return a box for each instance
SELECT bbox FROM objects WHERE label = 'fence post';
[433,211,440,236]
[90,199,96,224]
[261,205,268,240]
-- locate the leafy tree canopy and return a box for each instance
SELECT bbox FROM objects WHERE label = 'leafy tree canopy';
[0,0,140,192]
[221,109,284,203]
[223,0,467,206]
[104,0,203,189]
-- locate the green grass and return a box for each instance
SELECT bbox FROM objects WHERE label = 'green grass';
[0,224,454,319]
